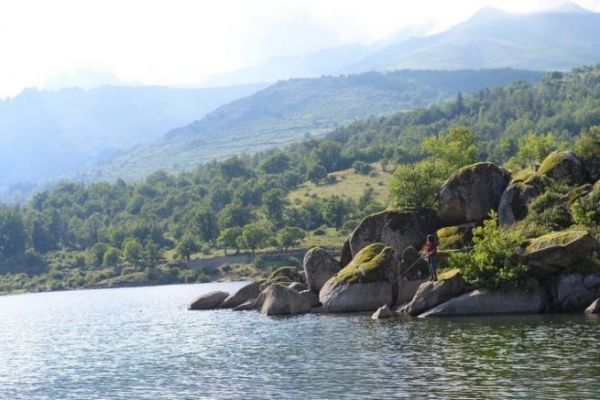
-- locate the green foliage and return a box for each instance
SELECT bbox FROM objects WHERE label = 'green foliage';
[505,132,564,170]
[175,234,198,261]
[352,161,373,175]
[238,221,272,255]
[216,227,243,254]
[276,227,305,251]
[571,185,600,226]
[573,126,600,159]
[448,212,530,289]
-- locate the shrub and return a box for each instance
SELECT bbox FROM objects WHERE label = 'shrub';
[448,211,530,289]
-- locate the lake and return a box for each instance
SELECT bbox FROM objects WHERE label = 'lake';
[1,282,599,399]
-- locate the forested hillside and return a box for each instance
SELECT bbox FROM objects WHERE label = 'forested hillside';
[87,69,544,181]
[1,65,599,293]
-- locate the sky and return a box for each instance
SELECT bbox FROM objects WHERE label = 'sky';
[1,0,600,98]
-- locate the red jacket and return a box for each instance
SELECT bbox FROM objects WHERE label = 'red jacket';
[424,242,437,257]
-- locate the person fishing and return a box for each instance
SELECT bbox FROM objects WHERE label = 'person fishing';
[422,234,438,281]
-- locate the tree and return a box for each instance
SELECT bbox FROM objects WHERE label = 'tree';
[144,240,163,265]
[191,206,218,242]
[573,126,600,159]
[276,227,305,252]
[0,206,26,259]
[506,132,563,170]
[216,227,243,255]
[239,221,271,256]
[123,237,143,266]
[102,247,121,267]
[312,141,343,172]
[175,234,199,261]
[260,152,291,174]
[390,160,446,208]
[307,163,327,184]
[422,126,477,171]
[261,188,288,224]
[320,196,353,229]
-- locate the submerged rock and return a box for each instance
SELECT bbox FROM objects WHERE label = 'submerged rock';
[219,281,262,309]
[404,275,467,316]
[419,284,546,317]
[260,285,310,316]
[348,208,439,258]
[539,150,588,185]
[320,243,399,313]
[303,247,341,294]
[522,230,598,271]
[372,304,394,320]
[555,273,598,312]
[438,162,510,226]
[189,291,229,310]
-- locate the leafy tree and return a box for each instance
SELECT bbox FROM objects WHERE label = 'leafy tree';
[573,126,600,159]
[276,227,305,252]
[239,221,271,256]
[260,152,291,174]
[422,126,477,170]
[352,160,373,175]
[216,227,243,255]
[0,206,26,259]
[102,247,121,267]
[144,240,163,265]
[390,160,447,208]
[191,206,218,242]
[175,234,199,261]
[307,163,327,184]
[261,189,288,224]
[123,238,143,266]
[312,140,343,172]
[505,132,563,170]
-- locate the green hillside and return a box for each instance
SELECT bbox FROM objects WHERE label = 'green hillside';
[86,68,544,181]
[1,65,599,293]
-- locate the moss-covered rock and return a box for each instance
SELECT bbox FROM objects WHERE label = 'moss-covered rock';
[538,150,588,185]
[267,267,304,285]
[567,184,593,204]
[319,243,399,313]
[348,208,439,258]
[302,247,341,294]
[436,223,476,250]
[522,230,599,272]
[438,162,510,225]
[498,172,551,226]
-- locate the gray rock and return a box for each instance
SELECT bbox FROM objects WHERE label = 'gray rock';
[189,290,229,310]
[219,281,262,309]
[438,162,510,226]
[395,278,428,307]
[498,173,550,226]
[522,230,598,272]
[348,208,439,257]
[288,282,307,292]
[260,285,310,316]
[232,299,257,311]
[404,275,467,316]
[340,239,353,267]
[303,247,341,294]
[372,304,394,320]
[584,274,600,289]
[583,154,600,182]
[539,150,588,185]
[585,298,600,314]
[320,281,392,313]
[299,289,320,307]
[267,266,305,285]
[419,284,546,317]
[556,273,598,312]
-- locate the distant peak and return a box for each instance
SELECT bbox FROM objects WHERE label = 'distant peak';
[546,1,593,14]
[472,6,510,19]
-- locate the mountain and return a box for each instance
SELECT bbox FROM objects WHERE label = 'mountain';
[0,83,267,186]
[205,7,600,86]
[87,68,545,181]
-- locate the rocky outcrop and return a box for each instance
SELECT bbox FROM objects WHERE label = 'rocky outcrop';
[189,290,229,310]
[299,289,320,307]
[521,230,598,272]
[419,284,546,317]
[403,275,467,316]
[395,278,428,308]
[260,285,310,316]
[340,239,353,267]
[583,154,600,182]
[372,305,394,320]
[584,274,600,289]
[436,223,477,249]
[538,150,588,185]
[585,298,600,314]
[303,247,341,294]
[232,300,257,311]
[555,273,598,312]
[320,243,398,313]
[267,267,305,286]
[498,172,550,226]
[348,209,439,258]
[219,281,262,309]
[438,162,510,226]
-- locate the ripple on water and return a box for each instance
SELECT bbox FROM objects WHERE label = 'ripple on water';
[0,283,599,399]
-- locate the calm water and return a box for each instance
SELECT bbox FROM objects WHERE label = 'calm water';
[0,282,599,400]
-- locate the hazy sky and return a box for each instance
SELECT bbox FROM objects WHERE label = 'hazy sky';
[1,0,599,98]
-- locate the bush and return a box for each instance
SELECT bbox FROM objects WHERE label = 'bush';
[352,161,373,175]
[448,212,530,289]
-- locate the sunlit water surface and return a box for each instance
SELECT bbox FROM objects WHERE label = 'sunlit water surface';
[0,282,599,399]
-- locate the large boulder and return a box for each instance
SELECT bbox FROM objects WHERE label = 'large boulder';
[303,247,341,294]
[403,275,467,316]
[436,223,477,249]
[299,289,320,307]
[585,298,600,314]
[189,290,229,310]
[584,274,600,289]
[320,243,399,313]
[521,230,598,272]
[340,239,353,267]
[583,154,600,182]
[419,283,546,317]
[372,305,394,320]
[538,150,588,185]
[267,267,305,286]
[555,273,598,312]
[260,285,310,316]
[498,172,551,226]
[395,278,428,308]
[438,162,510,226]
[219,281,262,309]
[348,208,439,258]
